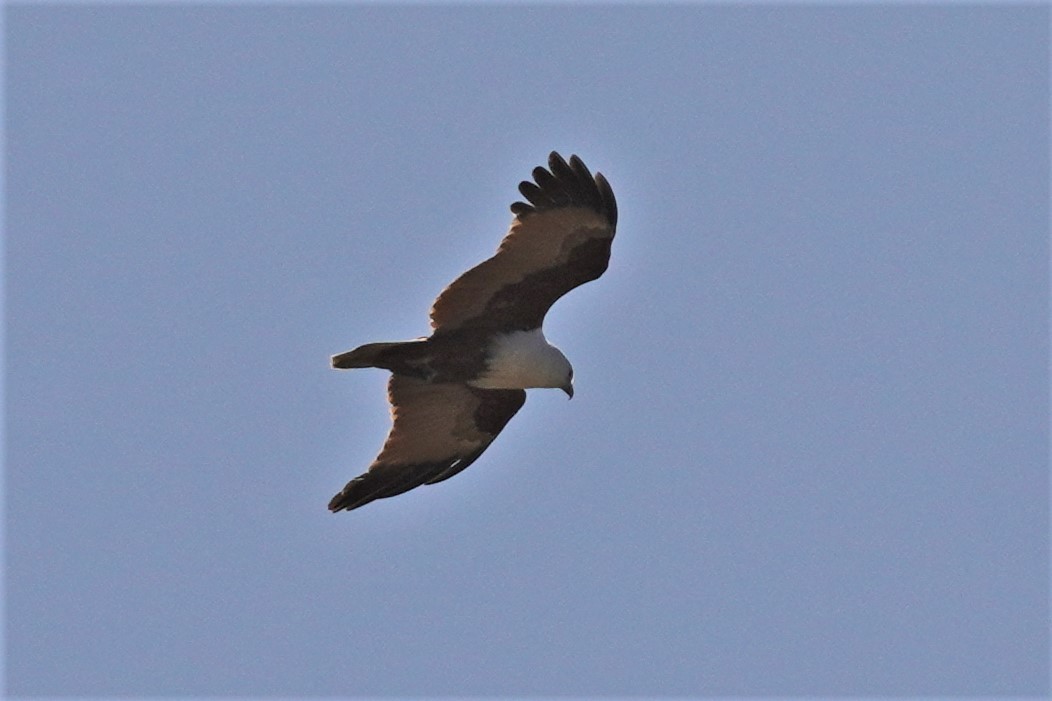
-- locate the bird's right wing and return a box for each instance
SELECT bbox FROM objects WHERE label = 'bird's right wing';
[428,152,617,334]
[329,375,526,512]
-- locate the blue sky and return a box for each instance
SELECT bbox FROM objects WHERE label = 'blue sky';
[5,4,1049,697]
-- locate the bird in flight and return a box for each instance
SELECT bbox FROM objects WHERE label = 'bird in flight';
[329,152,618,512]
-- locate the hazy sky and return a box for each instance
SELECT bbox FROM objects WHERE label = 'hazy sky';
[6,4,1048,697]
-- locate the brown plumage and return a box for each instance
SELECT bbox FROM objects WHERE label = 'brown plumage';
[328,377,525,512]
[329,152,617,512]
[430,154,617,334]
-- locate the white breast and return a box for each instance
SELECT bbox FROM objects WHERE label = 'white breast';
[469,328,572,390]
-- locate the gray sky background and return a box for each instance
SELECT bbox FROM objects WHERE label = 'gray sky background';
[5,4,1049,697]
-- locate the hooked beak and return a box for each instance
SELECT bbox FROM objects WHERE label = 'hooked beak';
[562,382,574,399]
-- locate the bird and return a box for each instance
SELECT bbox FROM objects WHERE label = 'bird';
[328,151,617,512]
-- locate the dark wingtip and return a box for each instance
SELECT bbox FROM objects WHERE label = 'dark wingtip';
[328,457,481,513]
[594,171,618,227]
[328,471,389,512]
[328,481,370,512]
[509,151,617,227]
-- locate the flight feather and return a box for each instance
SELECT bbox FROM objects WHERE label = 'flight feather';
[429,152,617,333]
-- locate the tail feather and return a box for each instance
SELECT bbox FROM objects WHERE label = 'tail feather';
[331,341,409,369]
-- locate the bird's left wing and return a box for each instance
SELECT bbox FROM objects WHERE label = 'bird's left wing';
[329,375,526,512]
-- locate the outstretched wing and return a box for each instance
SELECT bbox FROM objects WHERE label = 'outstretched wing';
[429,152,618,334]
[329,375,526,512]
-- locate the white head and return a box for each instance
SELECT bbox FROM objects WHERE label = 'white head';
[471,329,575,398]
[533,343,575,398]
